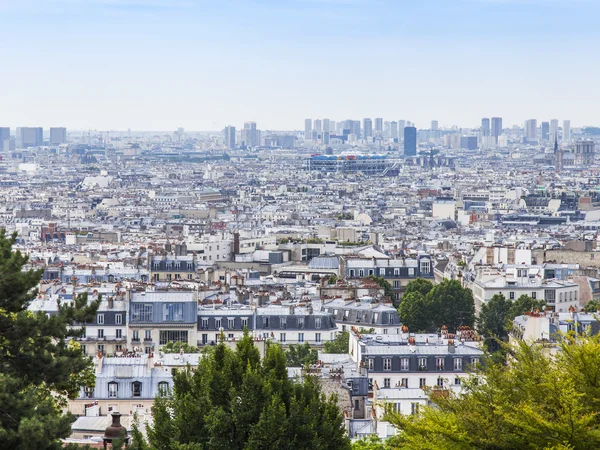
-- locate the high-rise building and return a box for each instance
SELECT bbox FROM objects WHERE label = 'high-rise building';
[398,120,406,141]
[16,127,43,148]
[491,117,502,142]
[0,128,9,151]
[481,118,490,137]
[50,127,67,145]
[363,118,373,138]
[563,120,571,142]
[541,122,550,141]
[404,126,417,156]
[352,120,361,139]
[314,119,322,133]
[550,119,559,142]
[323,119,330,135]
[329,121,336,133]
[431,120,439,131]
[525,119,537,140]
[322,131,330,145]
[243,122,258,148]
[374,118,383,133]
[460,136,478,150]
[391,121,398,140]
[304,119,312,139]
[223,126,236,149]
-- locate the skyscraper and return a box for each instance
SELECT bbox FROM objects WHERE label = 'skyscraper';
[550,119,559,142]
[304,119,312,139]
[491,117,502,142]
[391,121,398,140]
[50,127,67,145]
[223,126,236,149]
[374,118,383,133]
[0,127,9,151]
[363,118,373,138]
[314,119,322,133]
[398,120,406,141]
[563,120,571,142]
[243,122,258,148]
[16,127,43,148]
[481,118,490,137]
[404,126,417,156]
[541,122,549,141]
[431,120,439,131]
[322,119,330,135]
[525,119,537,140]
[352,120,361,139]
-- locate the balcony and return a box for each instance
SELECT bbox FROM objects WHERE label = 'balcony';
[143,338,153,343]
[131,338,141,343]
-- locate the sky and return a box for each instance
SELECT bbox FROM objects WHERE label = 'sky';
[1,0,599,131]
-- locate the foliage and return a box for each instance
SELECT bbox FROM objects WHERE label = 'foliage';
[583,299,600,313]
[307,238,324,244]
[351,435,389,450]
[508,294,546,320]
[323,331,350,354]
[337,212,354,220]
[328,274,338,285]
[358,327,375,334]
[161,341,199,354]
[367,275,394,299]
[144,331,350,450]
[386,333,600,450]
[286,342,318,367]
[477,294,513,351]
[0,230,100,449]
[398,279,474,333]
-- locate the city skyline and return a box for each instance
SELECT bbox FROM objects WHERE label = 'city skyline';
[2,0,600,130]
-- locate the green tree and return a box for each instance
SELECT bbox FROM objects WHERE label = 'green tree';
[508,294,546,320]
[328,274,338,285]
[583,299,600,313]
[352,435,388,450]
[145,335,350,450]
[286,342,318,366]
[404,278,434,298]
[385,334,600,450]
[0,230,100,449]
[323,331,350,354]
[398,292,431,333]
[477,294,513,351]
[161,341,199,353]
[426,279,475,332]
[367,275,394,299]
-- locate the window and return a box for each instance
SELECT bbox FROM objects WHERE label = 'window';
[383,328,388,335]
[159,330,188,345]
[163,303,184,322]
[131,303,153,322]
[380,268,385,276]
[298,317,304,329]
[401,358,409,371]
[437,377,444,387]
[455,377,461,385]
[359,270,364,277]
[401,378,408,388]
[509,292,515,300]
[545,290,556,303]
[116,329,122,339]
[368,359,374,370]
[419,378,426,388]
[154,381,169,396]
[280,317,287,329]
[315,318,322,329]
[471,357,480,367]
[393,280,400,289]
[84,386,94,398]
[408,268,415,276]
[97,344,104,353]
[201,318,209,329]
[98,329,104,338]
[298,333,304,342]
[383,358,392,371]
[532,292,537,300]
[315,333,321,343]
[108,382,118,398]
[263,317,269,328]
[97,314,104,324]
[116,344,122,352]
[368,269,374,276]
[215,319,222,329]
[436,357,445,371]
[420,260,431,274]
[116,314,122,325]
[133,330,139,341]
[355,399,360,410]
[454,358,463,371]
[349,270,355,277]
[81,344,87,355]
[132,381,142,397]
[418,357,427,370]
[411,403,420,415]
[280,333,286,342]
[228,319,235,329]
[242,318,248,329]
[145,330,152,340]
[384,378,391,388]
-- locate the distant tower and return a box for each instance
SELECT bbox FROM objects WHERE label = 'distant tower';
[431,120,439,131]
[403,126,417,156]
[363,118,373,138]
[374,118,383,133]
[563,120,571,142]
[554,133,563,173]
[491,117,502,143]
[304,119,312,139]
[541,121,549,141]
[481,118,490,137]
[223,126,236,149]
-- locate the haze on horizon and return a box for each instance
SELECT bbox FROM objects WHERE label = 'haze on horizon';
[1,0,599,131]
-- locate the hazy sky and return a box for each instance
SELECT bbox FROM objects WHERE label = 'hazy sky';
[1,0,599,131]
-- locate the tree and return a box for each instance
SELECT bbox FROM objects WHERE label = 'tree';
[328,275,338,285]
[286,342,318,367]
[351,435,389,450]
[404,278,434,298]
[0,230,100,449]
[426,279,475,332]
[323,331,349,354]
[583,299,600,313]
[398,292,431,333]
[385,333,600,450]
[508,294,546,320]
[161,341,199,353]
[367,275,394,299]
[477,294,513,351]
[145,334,350,450]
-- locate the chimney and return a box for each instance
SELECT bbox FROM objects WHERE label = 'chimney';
[448,339,455,353]
[108,296,114,309]
[233,232,240,255]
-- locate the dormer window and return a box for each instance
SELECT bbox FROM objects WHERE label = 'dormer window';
[132,381,142,397]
